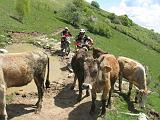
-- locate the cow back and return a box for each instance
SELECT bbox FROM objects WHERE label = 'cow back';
[0,51,48,88]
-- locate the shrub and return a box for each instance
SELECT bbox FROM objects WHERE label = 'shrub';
[85,21,112,38]
[108,13,122,25]
[108,13,116,21]
[118,15,133,26]
[91,1,100,9]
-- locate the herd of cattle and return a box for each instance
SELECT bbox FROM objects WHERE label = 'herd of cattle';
[0,47,149,120]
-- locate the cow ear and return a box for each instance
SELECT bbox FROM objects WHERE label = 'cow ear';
[146,90,152,95]
[103,66,111,72]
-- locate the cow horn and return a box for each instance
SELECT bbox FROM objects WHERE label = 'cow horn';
[99,56,105,64]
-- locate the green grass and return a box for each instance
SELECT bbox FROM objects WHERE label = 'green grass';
[147,93,160,112]
[104,112,137,120]
[0,0,72,33]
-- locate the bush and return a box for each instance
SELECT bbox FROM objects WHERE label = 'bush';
[91,1,100,9]
[118,15,133,26]
[63,0,86,27]
[108,13,116,21]
[85,21,112,38]
[112,17,121,24]
[63,3,82,27]
[108,13,122,25]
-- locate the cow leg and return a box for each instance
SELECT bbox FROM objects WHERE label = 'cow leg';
[34,74,45,113]
[77,80,82,102]
[106,88,112,109]
[107,79,116,109]
[90,89,96,115]
[128,82,133,97]
[101,82,110,116]
[86,89,90,96]
[119,72,123,92]
[0,84,7,120]
[70,75,77,90]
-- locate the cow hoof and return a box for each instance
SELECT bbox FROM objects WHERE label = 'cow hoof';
[0,115,7,120]
[135,96,138,103]
[100,113,106,118]
[89,110,95,115]
[35,105,42,114]
[86,91,90,97]
[70,85,75,90]
[100,111,106,117]
[34,109,40,114]
[76,96,82,102]
[106,104,111,109]
[35,102,38,106]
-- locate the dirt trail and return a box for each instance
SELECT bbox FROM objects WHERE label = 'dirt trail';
[5,43,103,120]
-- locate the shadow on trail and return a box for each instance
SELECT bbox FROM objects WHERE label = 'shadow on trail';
[54,84,78,108]
[116,91,139,113]
[7,103,35,119]
[68,101,101,120]
[50,50,62,56]
[60,66,68,71]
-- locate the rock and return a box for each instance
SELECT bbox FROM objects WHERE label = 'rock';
[22,94,27,98]
[138,113,149,120]
[0,49,8,54]
[68,73,74,78]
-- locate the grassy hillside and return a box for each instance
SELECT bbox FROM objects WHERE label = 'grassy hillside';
[0,0,160,119]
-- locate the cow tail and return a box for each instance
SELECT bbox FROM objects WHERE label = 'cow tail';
[45,54,50,89]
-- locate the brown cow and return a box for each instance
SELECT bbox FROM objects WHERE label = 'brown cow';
[0,51,50,120]
[117,56,148,108]
[82,53,119,116]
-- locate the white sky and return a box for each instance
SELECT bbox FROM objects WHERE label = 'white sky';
[86,0,160,33]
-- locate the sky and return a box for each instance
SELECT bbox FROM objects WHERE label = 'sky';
[86,0,160,33]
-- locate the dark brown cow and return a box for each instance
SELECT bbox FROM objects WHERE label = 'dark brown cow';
[82,53,119,116]
[92,47,108,59]
[0,51,50,120]
[70,48,90,101]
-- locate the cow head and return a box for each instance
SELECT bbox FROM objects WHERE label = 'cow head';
[135,89,148,108]
[92,48,108,59]
[82,57,98,90]
[82,56,111,90]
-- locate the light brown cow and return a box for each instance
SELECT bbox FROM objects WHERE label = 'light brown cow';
[117,56,148,108]
[0,51,50,120]
[82,53,119,116]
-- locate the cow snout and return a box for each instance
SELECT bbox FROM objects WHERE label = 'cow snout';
[93,69,97,74]
[82,83,92,90]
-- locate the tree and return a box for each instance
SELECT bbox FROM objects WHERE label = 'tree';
[64,3,82,27]
[15,0,30,22]
[91,1,100,9]
[118,15,133,26]
[62,0,87,27]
